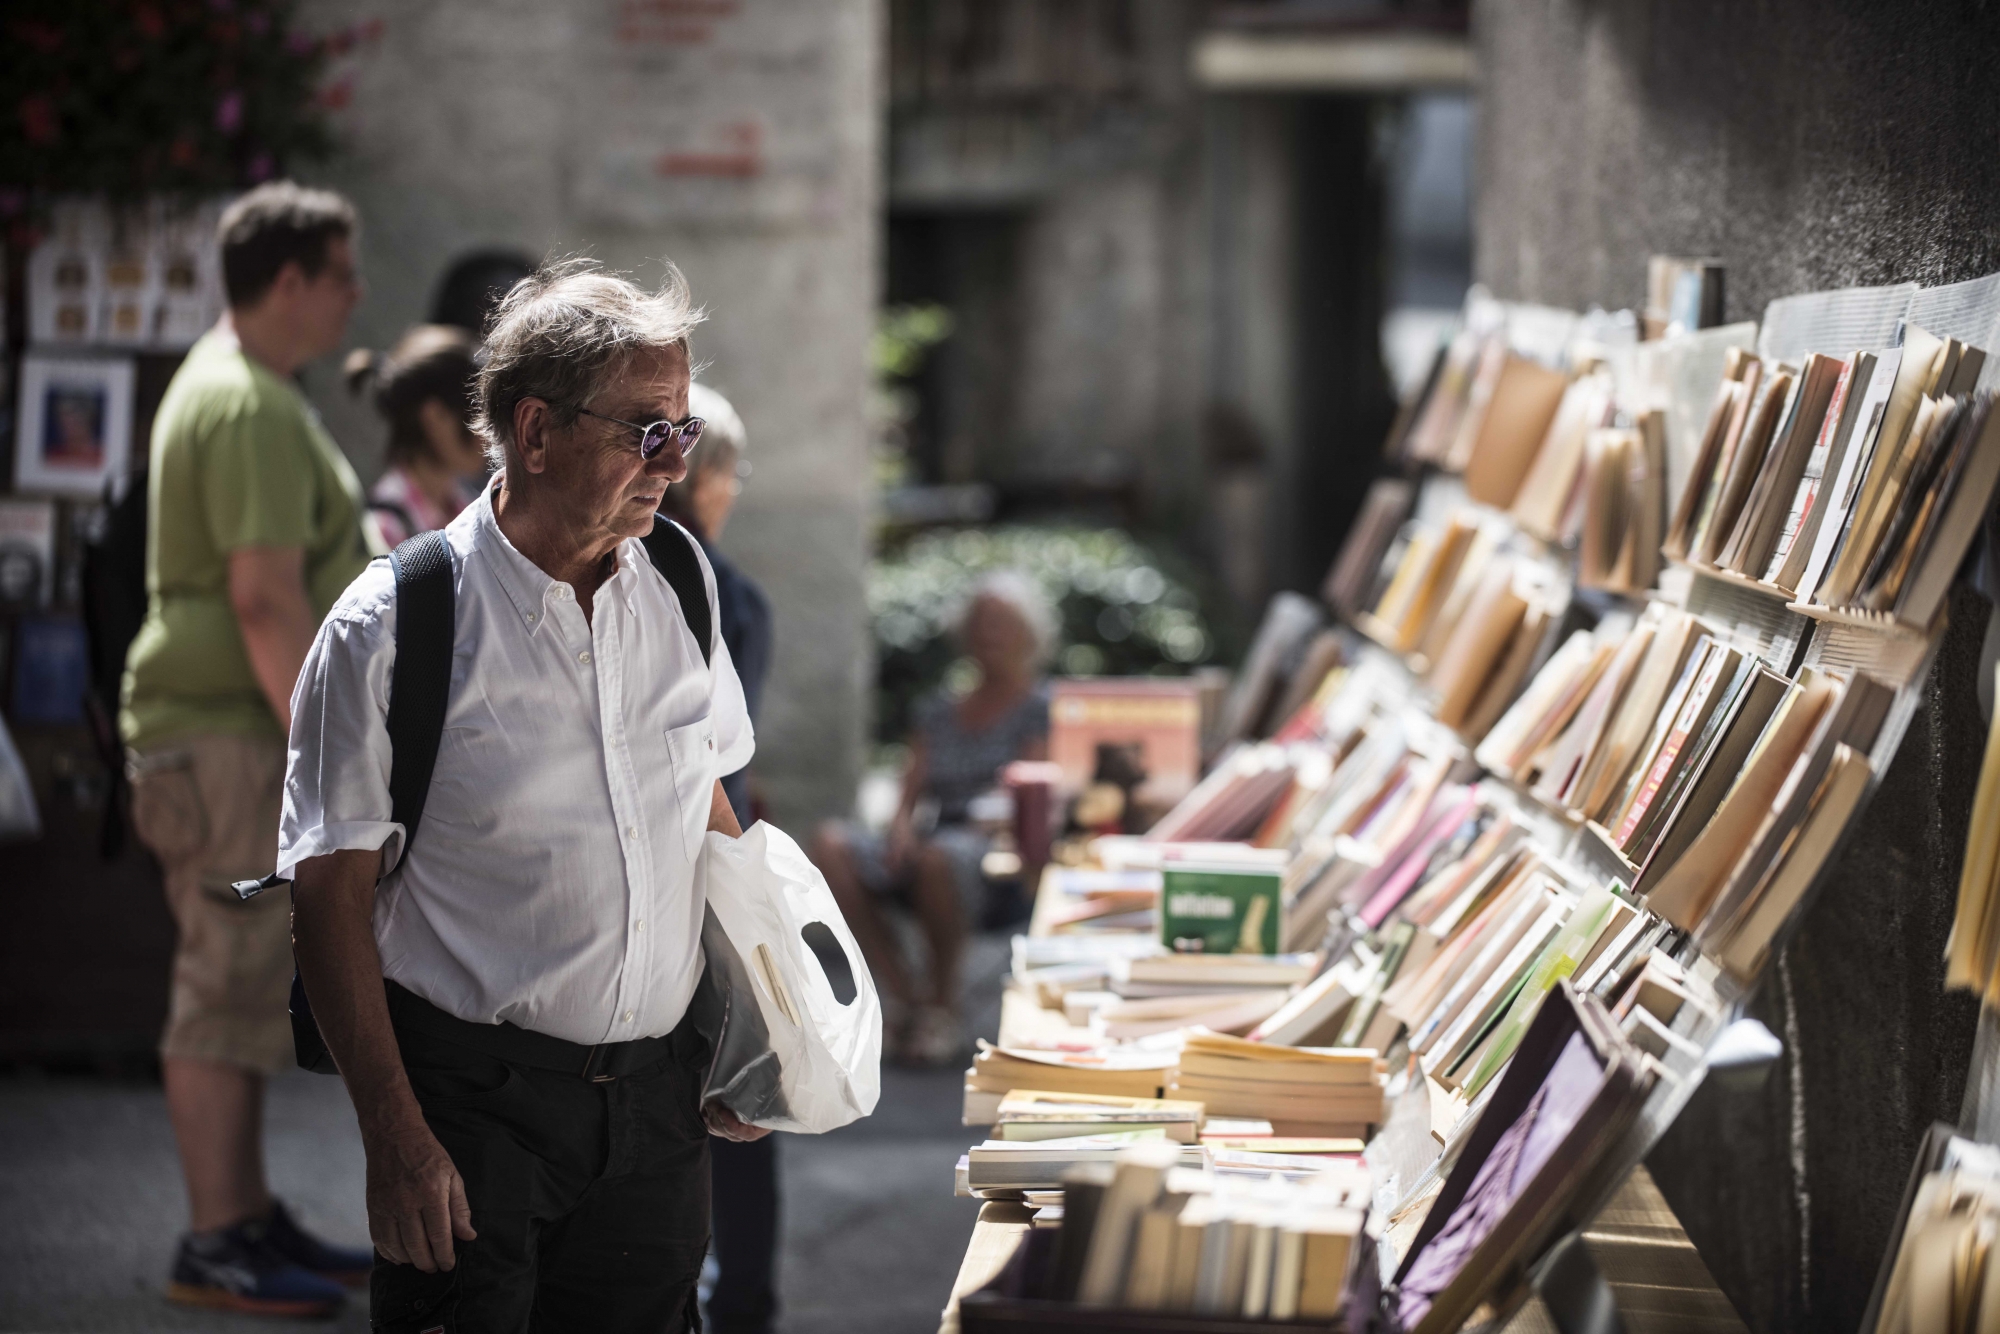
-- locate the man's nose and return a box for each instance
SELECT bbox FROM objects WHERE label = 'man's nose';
[646,452,689,484]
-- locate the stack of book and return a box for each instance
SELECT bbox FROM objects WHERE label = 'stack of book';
[1661,331,2000,636]
[1168,1030,1388,1137]
[993,1089,1205,1143]
[1355,511,1487,655]
[1037,867,1160,934]
[1421,551,1568,741]
[1144,744,1299,844]
[1389,982,1660,1334]
[1507,365,1617,542]
[1469,602,1896,980]
[1077,951,1315,1042]
[1212,593,1326,751]
[963,1042,1177,1126]
[963,1133,1210,1193]
[1865,1128,2000,1334]
[1572,412,1668,597]
[1047,1143,1370,1320]
[1322,476,1415,618]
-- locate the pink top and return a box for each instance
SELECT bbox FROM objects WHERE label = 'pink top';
[368,465,474,548]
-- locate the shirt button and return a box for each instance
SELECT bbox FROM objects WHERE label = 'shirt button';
[635,919,646,932]
[626,826,638,839]
[526,612,537,623]
[578,651,592,664]
[624,1011,635,1023]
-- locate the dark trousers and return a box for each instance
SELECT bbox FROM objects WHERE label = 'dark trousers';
[371,997,711,1334]
[707,1135,779,1333]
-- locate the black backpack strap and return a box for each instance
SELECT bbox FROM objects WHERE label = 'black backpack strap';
[640,516,713,668]
[385,530,456,875]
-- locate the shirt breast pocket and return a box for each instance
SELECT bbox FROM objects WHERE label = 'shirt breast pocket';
[663,716,718,863]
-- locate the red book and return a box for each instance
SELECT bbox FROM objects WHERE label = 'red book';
[1614,644,1734,847]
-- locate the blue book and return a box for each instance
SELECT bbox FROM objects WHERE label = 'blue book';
[10,616,87,726]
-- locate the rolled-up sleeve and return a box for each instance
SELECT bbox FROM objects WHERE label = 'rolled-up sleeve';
[279,564,403,878]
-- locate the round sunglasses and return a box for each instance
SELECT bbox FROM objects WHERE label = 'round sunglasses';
[577,406,706,461]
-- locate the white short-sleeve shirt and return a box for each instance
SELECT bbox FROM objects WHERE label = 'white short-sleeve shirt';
[279,481,754,1045]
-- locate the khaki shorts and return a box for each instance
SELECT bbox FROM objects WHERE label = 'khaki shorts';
[128,733,294,1074]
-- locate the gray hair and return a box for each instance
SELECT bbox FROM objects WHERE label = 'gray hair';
[686,382,747,478]
[473,258,706,468]
[959,570,1057,664]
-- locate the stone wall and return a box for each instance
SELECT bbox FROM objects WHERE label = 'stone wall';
[1473,2,2000,1328]
[296,0,879,827]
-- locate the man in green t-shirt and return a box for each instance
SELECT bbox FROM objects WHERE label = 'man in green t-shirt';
[122,181,379,1318]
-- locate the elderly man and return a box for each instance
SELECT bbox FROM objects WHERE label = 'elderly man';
[281,260,768,1333]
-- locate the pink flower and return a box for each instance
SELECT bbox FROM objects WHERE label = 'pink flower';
[215,89,243,133]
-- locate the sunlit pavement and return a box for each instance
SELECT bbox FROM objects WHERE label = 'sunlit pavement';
[0,934,1006,1334]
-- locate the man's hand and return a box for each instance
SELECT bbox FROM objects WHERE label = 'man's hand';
[363,1114,477,1271]
[294,848,477,1271]
[703,1101,773,1142]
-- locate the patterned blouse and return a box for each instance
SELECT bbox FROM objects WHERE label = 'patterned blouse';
[914,684,1050,825]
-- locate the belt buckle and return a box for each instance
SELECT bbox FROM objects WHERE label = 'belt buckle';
[580,1045,617,1083]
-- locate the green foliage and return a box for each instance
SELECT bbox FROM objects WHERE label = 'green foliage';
[871,303,955,491]
[871,525,1216,741]
[0,1,347,202]
[873,303,954,380]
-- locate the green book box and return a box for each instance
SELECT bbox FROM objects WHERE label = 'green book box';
[1160,865,1282,954]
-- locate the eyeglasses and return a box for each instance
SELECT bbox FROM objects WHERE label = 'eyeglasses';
[576,407,705,461]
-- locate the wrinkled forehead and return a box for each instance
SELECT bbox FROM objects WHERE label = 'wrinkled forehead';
[596,343,692,419]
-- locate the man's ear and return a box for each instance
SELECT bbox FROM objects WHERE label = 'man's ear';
[513,398,551,475]
[269,260,309,303]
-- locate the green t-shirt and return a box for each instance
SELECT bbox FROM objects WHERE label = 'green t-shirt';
[121,330,378,748]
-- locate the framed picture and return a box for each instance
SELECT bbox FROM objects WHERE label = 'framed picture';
[13,354,134,498]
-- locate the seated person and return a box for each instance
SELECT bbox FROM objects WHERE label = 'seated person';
[344,324,488,546]
[814,574,1051,1066]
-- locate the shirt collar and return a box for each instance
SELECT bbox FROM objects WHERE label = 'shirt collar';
[471,476,643,634]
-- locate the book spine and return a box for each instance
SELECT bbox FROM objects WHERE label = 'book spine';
[1615,653,1724,846]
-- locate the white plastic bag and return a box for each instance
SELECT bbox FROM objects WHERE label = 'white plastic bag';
[692,821,881,1134]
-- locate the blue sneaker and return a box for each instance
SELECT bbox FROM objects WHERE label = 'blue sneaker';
[265,1199,375,1287]
[167,1215,346,1318]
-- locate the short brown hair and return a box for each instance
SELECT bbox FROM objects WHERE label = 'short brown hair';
[344,325,480,467]
[217,181,357,307]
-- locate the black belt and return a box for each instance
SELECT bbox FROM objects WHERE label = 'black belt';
[385,981,705,1083]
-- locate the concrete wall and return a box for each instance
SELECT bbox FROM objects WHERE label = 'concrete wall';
[296,0,880,828]
[886,0,1213,534]
[1474,2,2000,1328]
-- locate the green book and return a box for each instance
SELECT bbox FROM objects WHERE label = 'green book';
[1461,884,1623,1098]
[1161,864,1283,955]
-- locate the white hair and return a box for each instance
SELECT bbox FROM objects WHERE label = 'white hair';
[958,570,1057,664]
[687,382,747,473]
[473,257,706,468]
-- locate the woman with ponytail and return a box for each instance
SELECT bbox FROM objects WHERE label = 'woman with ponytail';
[344,325,487,547]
